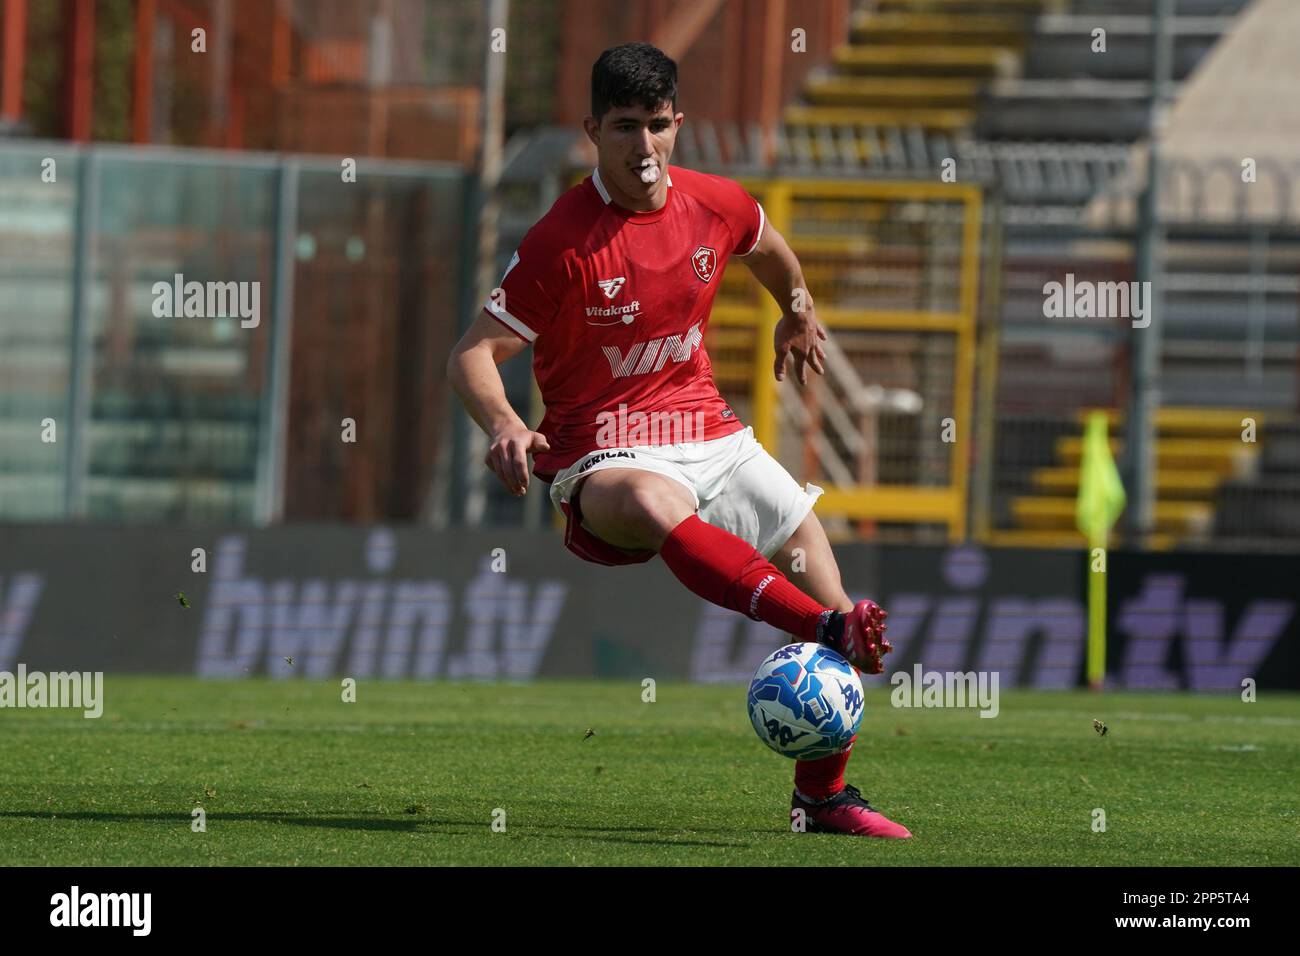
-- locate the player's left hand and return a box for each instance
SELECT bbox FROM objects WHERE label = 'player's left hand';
[773,309,828,385]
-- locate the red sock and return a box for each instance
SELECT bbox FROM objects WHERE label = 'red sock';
[794,737,855,800]
[658,514,827,640]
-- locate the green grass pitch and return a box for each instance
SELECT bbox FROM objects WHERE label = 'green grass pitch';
[2,677,1297,866]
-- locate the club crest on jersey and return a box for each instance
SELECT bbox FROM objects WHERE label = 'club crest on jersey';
[597,277,626,299]
[691,246,717,283]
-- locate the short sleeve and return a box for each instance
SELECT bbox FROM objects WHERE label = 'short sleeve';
[718,179,766,258]
[482,231,563,343]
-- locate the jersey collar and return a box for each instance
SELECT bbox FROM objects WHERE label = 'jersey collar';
[592,165,673,205]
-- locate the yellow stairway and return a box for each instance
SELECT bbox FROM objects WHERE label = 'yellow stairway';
[786,0,1052,141]
[1005,408,1261,548]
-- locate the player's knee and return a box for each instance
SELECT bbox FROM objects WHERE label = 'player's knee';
[576,473,687,550]
[623,482,694,544]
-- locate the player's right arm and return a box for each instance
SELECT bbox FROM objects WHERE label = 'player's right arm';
[446,310,551,497]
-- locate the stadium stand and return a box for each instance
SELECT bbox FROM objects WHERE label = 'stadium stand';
[787,0,1047,147]
[973,0,1295,548]
[685,0,1298,548]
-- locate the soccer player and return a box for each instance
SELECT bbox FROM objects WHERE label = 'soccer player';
[447,42,909,838]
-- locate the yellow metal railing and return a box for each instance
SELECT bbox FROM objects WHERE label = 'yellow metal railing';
[730,178,982,541]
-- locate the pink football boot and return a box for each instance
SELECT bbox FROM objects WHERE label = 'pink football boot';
[826,599,892,675]
[791,784,912,838]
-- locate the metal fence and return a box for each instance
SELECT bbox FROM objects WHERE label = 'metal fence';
[981,172,1300,550]
[727,178,981,544]
[0,139,469,525]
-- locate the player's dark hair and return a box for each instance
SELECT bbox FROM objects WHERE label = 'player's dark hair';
[591,43,678,123]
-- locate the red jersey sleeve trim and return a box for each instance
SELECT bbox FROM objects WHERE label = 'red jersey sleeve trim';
[482,304,538,343]
[736,200,767,258]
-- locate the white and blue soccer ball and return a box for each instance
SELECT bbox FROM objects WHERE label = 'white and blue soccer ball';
[747,643,864,760]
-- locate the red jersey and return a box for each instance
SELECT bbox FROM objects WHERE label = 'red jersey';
[481,164,766,481]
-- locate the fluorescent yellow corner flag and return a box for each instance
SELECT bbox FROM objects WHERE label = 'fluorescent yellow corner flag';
[1076,412,1127,691]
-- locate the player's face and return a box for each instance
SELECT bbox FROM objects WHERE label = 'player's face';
[589,102,682,207]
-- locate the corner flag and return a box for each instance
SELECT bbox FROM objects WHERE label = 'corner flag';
[1076,411,1126,691]
[1076,411,1127,547]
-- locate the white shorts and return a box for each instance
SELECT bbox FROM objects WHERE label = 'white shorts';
[548,425,824,562]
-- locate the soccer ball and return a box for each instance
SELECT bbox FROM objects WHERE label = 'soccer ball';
[747,643,864,760]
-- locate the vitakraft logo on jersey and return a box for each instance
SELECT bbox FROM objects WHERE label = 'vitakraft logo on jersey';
[585,299,642,326]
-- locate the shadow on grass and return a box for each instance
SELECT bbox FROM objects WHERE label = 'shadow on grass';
[0,810,756,848]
